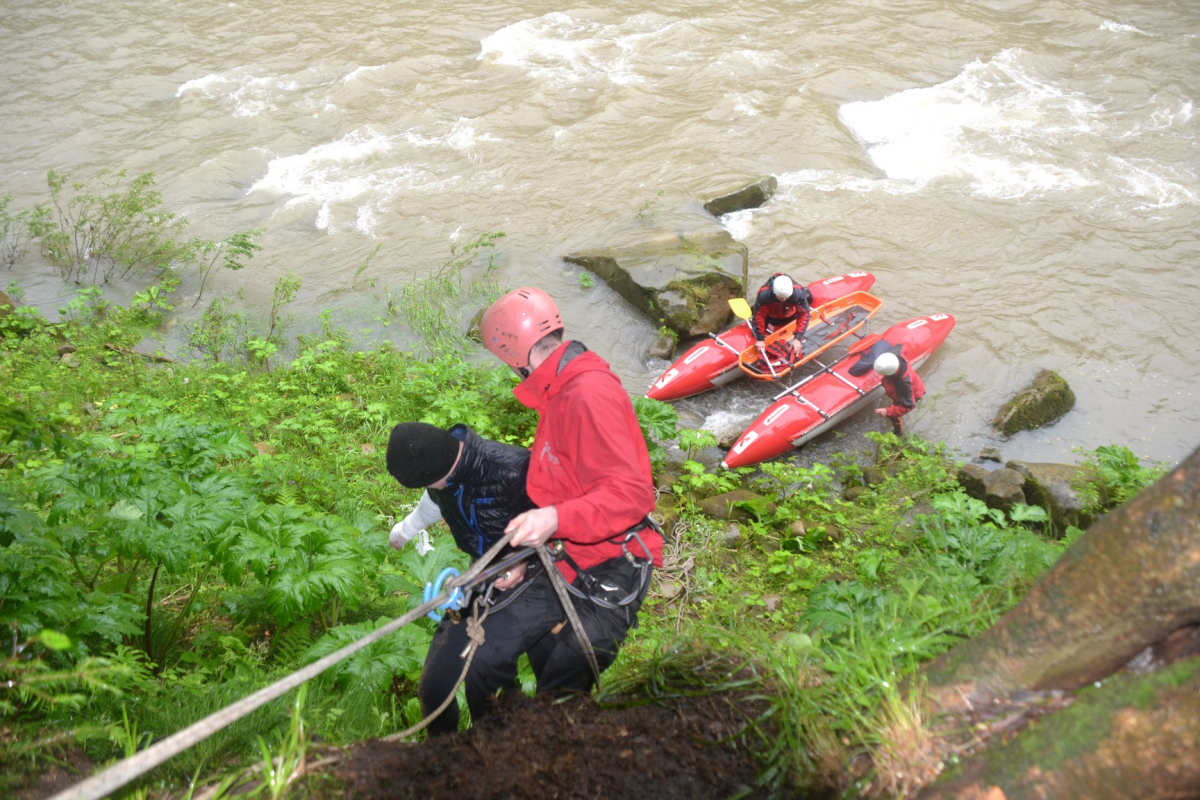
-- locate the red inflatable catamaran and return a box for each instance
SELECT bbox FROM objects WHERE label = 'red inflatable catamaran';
[646,271,878,401]
[721,313,956,469]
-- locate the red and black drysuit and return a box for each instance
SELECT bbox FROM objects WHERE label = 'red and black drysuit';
[421,341,661,733]
[879,355,925,435]
[750,273,813,372]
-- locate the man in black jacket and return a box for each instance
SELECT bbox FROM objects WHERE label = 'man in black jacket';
[385,421,539,735]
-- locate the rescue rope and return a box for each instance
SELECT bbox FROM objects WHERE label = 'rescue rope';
[50,532,609,800]
[383,542,603,740]
[48,532,519,800]
[382,596,491,741]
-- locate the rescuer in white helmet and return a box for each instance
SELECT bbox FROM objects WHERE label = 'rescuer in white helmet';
[749,272,814,369]
[872,349,925,435]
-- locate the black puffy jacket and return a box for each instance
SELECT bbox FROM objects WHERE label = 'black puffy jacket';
[427,425,536,559]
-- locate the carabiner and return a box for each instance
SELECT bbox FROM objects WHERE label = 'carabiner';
[423,567,466,622]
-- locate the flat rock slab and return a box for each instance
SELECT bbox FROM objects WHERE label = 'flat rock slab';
[564,230,748,338]
[703,176,778,217]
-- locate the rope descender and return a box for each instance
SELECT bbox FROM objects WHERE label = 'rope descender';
[423,567,467,621]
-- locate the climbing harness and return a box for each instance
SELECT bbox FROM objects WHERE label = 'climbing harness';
[553,521,658,615]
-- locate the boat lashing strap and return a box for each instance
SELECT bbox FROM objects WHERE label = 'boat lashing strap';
[774,326,874,401]
[794,394,831,419]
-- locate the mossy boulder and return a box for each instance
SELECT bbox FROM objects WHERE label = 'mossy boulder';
[653,492,678,535]
[1007,460,1095,533]
[703,176,778,217]
[563,231,748,339]
[697,489,775,521]
[992,369,1076,435]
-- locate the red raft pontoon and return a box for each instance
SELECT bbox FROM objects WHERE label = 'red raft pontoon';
[646,271,877,401]
[721,313,956,469]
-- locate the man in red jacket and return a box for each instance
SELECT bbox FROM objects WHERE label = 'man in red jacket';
[751,272,813,367]
[872,350,925,435]
[479,286,662,699]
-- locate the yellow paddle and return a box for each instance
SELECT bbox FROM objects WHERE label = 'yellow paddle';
[728,297,752,319]
[728,298,776,377]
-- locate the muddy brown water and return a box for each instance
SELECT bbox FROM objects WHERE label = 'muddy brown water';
[3,0,1199,467]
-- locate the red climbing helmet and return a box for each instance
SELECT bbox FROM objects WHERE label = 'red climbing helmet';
[480,287,564,371]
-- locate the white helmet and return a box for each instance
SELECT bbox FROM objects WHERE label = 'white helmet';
[771,274,794,300]
[873,352,900,376]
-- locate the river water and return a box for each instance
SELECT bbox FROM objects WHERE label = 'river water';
[3,0,1198,468]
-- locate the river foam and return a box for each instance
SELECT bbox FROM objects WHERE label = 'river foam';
[176,65,333,118]
[478,11,679,87]
[838,48,1194,207]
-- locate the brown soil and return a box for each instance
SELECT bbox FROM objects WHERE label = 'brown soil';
[327,690,775,800]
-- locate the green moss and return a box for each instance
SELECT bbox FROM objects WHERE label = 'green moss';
[995,657,1200,778]
[993,370,1076,435]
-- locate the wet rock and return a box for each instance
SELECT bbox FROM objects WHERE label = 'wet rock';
[59,352,80,368]
[0,289,13,317]
[790,519,807,537]
[663,444,723,474]
[957,463,990,500]
[978,447,1003,463]
[656,578,684,601]
[722,522,741,546]
[762,594,782,612]
[842,485,869,503]
[57,343,77,356]
[861,466,886,487]
[563,230,748,339]
[983,467,1027,514]
[464,307,484,342]
[992,369,1076,435]
[654,473,678,492]
[654,493,678,534]
[647,330,677,360]
[702,176,778,217]
[1007,460,1095,534]
[715,427,743,450]
[698,489,775,521]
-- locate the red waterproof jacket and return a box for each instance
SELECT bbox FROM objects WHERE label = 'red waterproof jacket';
[513,342,662,581]
[880,358,926,419]
[751,273,813,343]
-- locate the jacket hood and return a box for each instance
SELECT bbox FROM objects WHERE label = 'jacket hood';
[514,341,611,410]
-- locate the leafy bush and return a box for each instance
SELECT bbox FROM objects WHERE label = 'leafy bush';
[398,231,505,358]
[303,618,429,694]
[0,195,32,269]
[1074,444,1166,515]
[28,169,191,285]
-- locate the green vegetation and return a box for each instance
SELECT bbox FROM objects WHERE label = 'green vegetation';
[1073,443,1167,515]
[0,173,1168,798]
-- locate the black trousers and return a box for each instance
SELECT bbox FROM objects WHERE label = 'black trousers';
[417,555,651,736]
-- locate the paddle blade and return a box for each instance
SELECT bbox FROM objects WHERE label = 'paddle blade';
[729,297,752,319]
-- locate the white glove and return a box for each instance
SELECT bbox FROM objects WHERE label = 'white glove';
[389,492,443,554]
[389,516,423,550]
